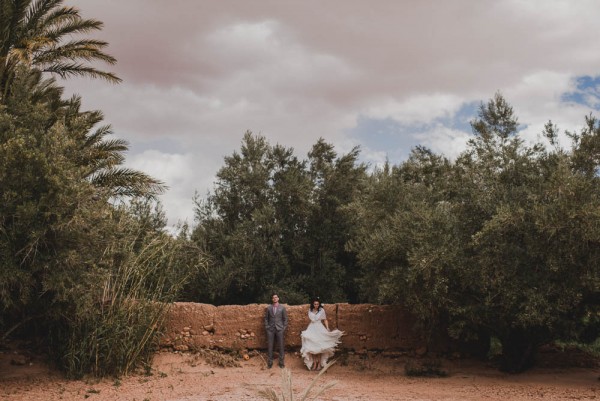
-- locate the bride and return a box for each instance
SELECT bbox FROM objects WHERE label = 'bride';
[300,297,344,371]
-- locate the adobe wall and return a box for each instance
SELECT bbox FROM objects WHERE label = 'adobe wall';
[161,303,428,353]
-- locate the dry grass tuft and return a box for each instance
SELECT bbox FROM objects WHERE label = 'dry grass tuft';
[258,359,338,401]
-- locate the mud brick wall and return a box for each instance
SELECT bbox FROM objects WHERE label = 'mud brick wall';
[162,302,427,352]
[337,304,423,351]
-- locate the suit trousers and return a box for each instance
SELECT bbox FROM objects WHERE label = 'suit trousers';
[267,329,285,365]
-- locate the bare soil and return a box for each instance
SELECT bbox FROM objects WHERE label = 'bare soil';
[1,346,599,401]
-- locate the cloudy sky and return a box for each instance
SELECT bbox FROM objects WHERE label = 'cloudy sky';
[63,0,600,228]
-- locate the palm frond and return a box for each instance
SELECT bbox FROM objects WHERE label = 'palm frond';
[33,40,116,65]
[38,4,81,30]
[83,126,128,160]
[82,153,124,173]
[42,62,121,83]
[91,138,129,153]
[89,168,167,198]
[0,0,29,56]
[75,108,105,128]
[0,0,121,97]
[30,71,63,103]
[84,124,114,147]
[41,38,110,52]
[25,0,65,33]
[7,45,33,64]
[43,18,105,42]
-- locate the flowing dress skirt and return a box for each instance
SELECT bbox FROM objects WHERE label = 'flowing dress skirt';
[300,321,344,369]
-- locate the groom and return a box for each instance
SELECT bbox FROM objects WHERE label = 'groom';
[264,293,288,368]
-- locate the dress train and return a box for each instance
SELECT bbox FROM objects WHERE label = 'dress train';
[300,320,343,369]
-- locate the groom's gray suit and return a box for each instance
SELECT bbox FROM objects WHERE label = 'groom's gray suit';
[264,302,288,368]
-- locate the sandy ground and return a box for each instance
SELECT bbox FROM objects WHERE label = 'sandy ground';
[1,348,599,401]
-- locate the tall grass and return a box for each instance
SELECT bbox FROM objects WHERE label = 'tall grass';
[60,226,201,378]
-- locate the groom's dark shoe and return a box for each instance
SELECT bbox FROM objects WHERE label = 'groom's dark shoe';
[279,362,285,368]
[267,362,273,369]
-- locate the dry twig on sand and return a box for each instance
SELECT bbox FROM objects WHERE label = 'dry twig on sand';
[258,359,338,401]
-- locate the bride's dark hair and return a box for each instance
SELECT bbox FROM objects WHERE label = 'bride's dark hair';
[309,297,323,311]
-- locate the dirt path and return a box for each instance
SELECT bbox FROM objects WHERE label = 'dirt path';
[1,350,599,401]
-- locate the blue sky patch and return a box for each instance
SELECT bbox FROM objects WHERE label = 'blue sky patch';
[561,75,600,109]
[349,101,479,164]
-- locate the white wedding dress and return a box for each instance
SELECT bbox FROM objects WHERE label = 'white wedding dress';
[300,308,344,370]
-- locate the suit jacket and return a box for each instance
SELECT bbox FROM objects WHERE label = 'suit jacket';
[264,304,288,332]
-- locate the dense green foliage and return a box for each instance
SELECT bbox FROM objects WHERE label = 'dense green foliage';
[347,94,600,372]
[0,0,199,378]
[187,133,366,304]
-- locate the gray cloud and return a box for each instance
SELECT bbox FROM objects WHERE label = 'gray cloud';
[62,0,600,226]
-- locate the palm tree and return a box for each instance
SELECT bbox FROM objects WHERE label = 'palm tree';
[63,94,166,199]
[0,0,121,100]
[0,0,162,198]
[2,65,164,200]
